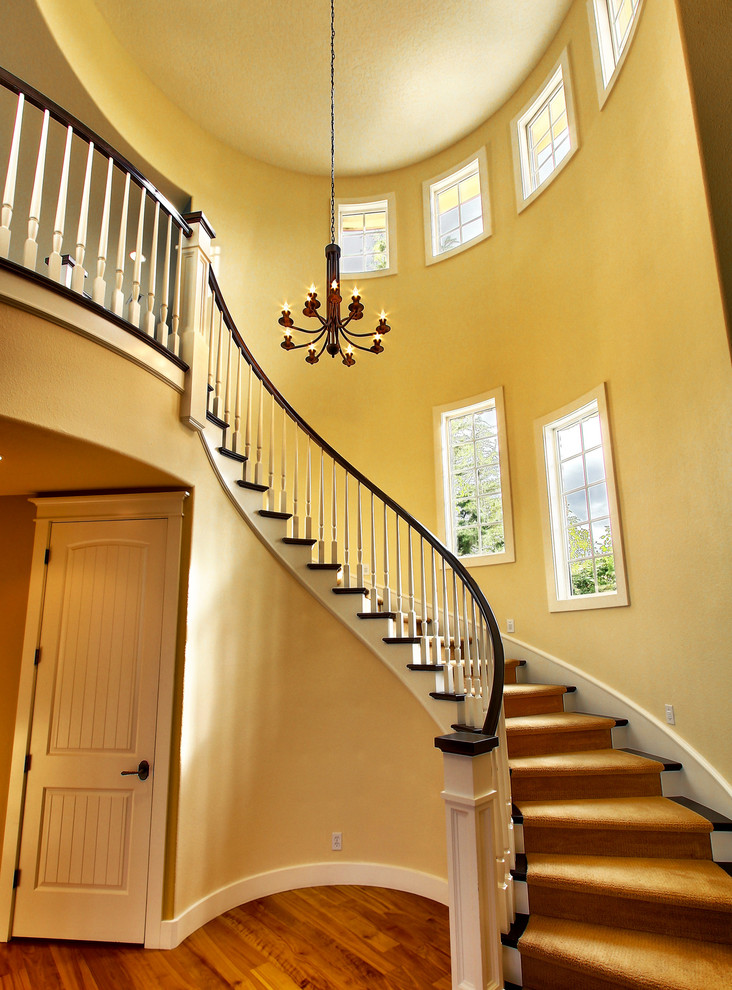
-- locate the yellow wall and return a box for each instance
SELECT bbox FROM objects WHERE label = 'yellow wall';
[0,305,446,918]
[32,0,731,781]
[0,497,36,848]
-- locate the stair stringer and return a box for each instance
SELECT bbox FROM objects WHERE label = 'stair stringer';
[198,424,462,735]
[504,633,732,827]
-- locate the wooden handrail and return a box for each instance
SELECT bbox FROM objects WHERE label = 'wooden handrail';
[0,66,191,235]
[208,267,505,737]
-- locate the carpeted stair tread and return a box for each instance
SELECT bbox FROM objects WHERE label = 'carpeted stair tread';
[526,853,732,910]
[517,796,713,832]
[506,712,616,735]
[504,684,569,699]
[509,749,664,777]
[518,915,732,989]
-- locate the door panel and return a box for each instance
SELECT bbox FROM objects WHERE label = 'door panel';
[12,518,167,943]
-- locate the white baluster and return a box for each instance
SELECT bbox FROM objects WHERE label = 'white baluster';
[143,201,160,335]
[395,516,403,622]
[342,472,350,586]
[156,214,172,343]
[243,362,253,481]
[168,226,183,355]
[382,503,391,613]
[370,493,378,606]
[230,349,243,454]
[93,157,114,305]
[452,570,465,695]
[48,126,73,283]
[111,172,130,316]
[431,547,441,666]
[71,141,94,294]
[255,376,265,487]
[356,482,364,586]
[0,93,25,259]
[292,429,300,538]
[127,188,145,324]
[406,526,417,637]
[305,438,313,540]
[420,538,430,662]
[280,405,288,513]
[224,323,234,428]
[212,311,225,419]
[317,449,326,563]
[330,460,338,564]
[206,296,217,396]
[267,392,276,510]
[23,109,50,271]
[441,559,453,692]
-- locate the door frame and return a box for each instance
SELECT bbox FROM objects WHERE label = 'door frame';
[0,492,186,948]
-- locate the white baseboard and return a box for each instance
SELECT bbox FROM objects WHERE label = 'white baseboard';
[504,635,732,820]
[152,862,448,950]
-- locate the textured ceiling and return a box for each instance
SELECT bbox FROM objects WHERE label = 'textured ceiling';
[90,0,573,176]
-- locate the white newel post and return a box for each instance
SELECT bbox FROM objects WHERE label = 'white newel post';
[435,732,504,990]
[179,212,216,431]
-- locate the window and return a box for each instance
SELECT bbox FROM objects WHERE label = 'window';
[423,148,491,265]
[536,385,628,611]
[511,49,579,212]
[336,194,396,278]
[589,0,644,102]
[434,388,515,566]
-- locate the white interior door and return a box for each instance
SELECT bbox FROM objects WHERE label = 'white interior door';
[12,517,168,943]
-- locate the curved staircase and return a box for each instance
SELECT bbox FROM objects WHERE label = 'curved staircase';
[502,658,732,989]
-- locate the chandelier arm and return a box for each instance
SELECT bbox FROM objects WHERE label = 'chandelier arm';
[285,338,329,352]
[340,338,381,354]
[341,327,385,338]
[286,324,327,338]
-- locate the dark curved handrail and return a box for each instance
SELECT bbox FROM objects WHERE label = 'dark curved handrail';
[0,66,191,236]
[208,267,505,737]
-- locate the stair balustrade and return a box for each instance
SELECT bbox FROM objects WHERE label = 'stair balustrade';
[0,65,514,989]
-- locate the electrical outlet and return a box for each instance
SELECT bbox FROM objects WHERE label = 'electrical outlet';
[331,831,342,851]
[665,704,675,725]
[506,619,515,633]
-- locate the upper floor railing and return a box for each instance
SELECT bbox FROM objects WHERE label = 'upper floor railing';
[0,65,189,358]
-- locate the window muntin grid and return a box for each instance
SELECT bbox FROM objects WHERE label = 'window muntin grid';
[446,402,505,558]
[432,162,483,256]
[555,409,616,597]
[338,204,388,274]
[608,0,640,59]
[527,79,570,192]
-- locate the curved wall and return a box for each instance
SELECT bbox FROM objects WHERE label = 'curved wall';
[12,3,732,783]
[0,302,447,927]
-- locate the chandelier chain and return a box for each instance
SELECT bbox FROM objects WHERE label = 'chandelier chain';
[330,0,335,244]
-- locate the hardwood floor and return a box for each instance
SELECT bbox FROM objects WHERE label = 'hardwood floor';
[0,886,452,989]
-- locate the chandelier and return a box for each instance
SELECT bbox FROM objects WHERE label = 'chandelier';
[278,0,390,366]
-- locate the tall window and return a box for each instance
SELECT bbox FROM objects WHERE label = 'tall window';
[336,195,396,278]
[434,388,514,566]
[536,385,628,611]
[512,50,578,211]
[423,149,491,265]
[589,0,644,98]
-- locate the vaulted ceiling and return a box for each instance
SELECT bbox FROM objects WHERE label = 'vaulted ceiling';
[90,0,573,175]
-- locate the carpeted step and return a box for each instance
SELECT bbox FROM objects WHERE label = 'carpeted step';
[525,853,732,943]
[518,796,713,859]
[504,683,570,718]
[504,658,526,685]
[509,749,664,801]
[518,915,732,990]
[506,712,616,758]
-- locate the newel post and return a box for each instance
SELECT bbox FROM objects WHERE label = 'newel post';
[435,732,504,990]
[179,211,216,431]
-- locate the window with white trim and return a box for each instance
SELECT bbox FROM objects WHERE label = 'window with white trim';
[337,195,396,278]
[423,149,491,265]
[434,388,515,566]
[536,385,628,611]
[511,50,578,211]
[589,0,644,99]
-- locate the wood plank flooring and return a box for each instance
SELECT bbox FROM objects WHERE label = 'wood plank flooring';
[0,885,452,989]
